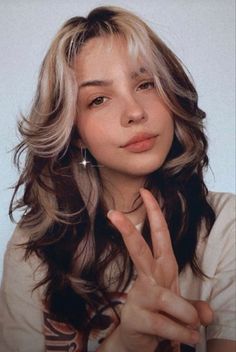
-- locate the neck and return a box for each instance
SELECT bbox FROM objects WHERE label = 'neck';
[99,169,146,226]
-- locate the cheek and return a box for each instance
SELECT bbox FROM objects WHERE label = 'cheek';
[156,111,174,153]
[165,120,175,150]
[167,118,175,138]
[155,107,174,135]
[77,117,97,146]
[79,122,110,153]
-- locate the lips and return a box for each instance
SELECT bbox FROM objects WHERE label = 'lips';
[122,133,157,153]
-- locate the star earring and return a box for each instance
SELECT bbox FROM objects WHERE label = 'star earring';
[79,147,90,168]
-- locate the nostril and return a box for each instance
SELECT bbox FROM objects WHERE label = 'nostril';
[127,115,145,124]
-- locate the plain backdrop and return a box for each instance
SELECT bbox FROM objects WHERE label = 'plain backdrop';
[0,0,235,279]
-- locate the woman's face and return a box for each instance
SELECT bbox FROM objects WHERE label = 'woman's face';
[75,35,174,182]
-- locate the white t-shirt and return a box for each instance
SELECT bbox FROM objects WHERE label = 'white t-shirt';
[0,192,235,352]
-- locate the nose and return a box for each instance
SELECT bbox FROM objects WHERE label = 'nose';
[121,95,147,127]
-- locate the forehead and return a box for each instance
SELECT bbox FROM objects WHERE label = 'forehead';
[73,35,149,81]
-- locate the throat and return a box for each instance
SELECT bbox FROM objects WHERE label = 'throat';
[101,174,146,226]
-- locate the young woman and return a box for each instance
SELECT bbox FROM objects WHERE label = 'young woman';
[0,6,235,352]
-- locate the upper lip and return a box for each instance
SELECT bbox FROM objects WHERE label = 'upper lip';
[122,133,157,147]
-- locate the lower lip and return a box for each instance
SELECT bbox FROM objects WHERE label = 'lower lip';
[124,137,156,153]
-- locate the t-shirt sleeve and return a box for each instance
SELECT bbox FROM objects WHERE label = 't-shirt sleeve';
[205,193,236,341]
[0,227,45,352]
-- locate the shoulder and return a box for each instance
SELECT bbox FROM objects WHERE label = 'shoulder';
[204,191,235,244]
[197,191,235,276]
[203,193,236,342]
[207,191,235,218]
[0,226,45,351]
[2,225,46,303]
[4,225,42,272]
[180,191,235,295]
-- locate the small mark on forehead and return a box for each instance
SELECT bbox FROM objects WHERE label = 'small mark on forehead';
[130,67,148,79]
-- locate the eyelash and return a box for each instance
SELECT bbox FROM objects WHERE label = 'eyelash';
[88,80,155,108]
[89,96,107,107]
[137,80,155,90]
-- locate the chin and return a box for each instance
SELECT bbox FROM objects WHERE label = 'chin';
[126,162,164,177]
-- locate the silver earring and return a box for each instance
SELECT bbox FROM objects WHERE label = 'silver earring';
[79,147,90,168]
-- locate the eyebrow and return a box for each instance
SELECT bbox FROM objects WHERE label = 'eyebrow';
[79,79,113,89]
[78,67,149,90]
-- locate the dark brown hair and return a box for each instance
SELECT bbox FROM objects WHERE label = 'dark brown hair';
[10,6,215,330]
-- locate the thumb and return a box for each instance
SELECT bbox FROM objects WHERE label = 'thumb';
[189,300,213,326]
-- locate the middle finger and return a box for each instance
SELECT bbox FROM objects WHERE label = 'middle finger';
[140,188,176,263]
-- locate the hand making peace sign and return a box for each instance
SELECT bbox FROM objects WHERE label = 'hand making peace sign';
[105,188,213,352]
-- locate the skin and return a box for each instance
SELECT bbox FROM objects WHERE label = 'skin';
[75,35,174,218]
[75,36,234,351]
[103,189,212,352]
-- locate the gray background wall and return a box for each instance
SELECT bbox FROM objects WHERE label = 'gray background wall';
[0,0,235,279]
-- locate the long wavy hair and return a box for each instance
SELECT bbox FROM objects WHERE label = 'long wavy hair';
[10,6,215,330]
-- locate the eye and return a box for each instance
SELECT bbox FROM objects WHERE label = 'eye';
[138,81,155,90]
[89,96,107,107]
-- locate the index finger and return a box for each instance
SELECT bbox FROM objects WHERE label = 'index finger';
[107,209,153,277]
